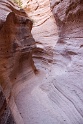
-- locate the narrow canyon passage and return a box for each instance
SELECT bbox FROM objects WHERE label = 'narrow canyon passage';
[0,0,83,124]
[12,0,83,124]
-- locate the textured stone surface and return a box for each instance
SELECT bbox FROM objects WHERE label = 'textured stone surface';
[15,0,83,124]
[50,0,83,37]
[0,0,36,98]
[22,0,58,47]
[0,0,83,124]
[0,86,15,124]
[0,0,36,123]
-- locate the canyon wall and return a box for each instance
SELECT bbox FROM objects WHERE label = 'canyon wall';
[0,0,83,124]
[14,1,83,124]
[23,0,58,47]
[20,0,59,74]
[48,0,83,123]
[0,0,36,123]
[50,0,83,37]
[50,0,83,73]
[0,86,15,124]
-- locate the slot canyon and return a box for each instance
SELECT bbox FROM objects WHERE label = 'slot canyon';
[0,0,83,124]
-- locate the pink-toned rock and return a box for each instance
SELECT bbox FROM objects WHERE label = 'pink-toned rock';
[0,0,36,98]
[0,0,37,123]
[0,0,83,124]
[15,1,83,124]
[23,0,58,47]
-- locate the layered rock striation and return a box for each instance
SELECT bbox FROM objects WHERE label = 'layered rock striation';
[0,0,37,123]
[0,0,36,97]
[0,0,83,124]
[48,0,83,123]
[50,0,83,37]
[15,1,83,124]
[23,0,58,47]
[50,0,83,72]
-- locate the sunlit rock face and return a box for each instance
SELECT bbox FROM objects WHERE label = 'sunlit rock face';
[22,0,58,47]
[20,0,59,77]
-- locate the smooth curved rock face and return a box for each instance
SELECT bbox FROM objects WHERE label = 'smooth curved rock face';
[50,0,83,68]
[22,0,58,47]
[0,0,36,98]
[0,0,37,123]
[0,0,83,124]
[47,0,83,123]
[50,0,83,37]
[14,1,83,124]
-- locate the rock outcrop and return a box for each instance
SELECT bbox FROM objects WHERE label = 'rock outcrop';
[0,0,37,123]
[48,0,83,123]
[50,0,83,73]
[0,86,15,124]
[20,0,59,75]
[0,0,36,97]
[23,0,58,47]
[50,0,83,37]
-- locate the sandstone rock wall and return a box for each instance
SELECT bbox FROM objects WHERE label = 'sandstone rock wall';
[50,0,83,67]
[0,0,83,123]
[0,86,15,124]
[13,1,83,124]
[48,1,83,123]
[23,0,58,47]
[0,0,36,98]
[50,0,83,37]
[0,0,37,123]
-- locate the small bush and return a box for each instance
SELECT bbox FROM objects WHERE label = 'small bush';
[13,0,23,8]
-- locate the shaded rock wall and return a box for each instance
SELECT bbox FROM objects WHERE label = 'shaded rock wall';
[50,0,83,68]
[50,0,83,38]
[18,0,57,74]
[0,0,36,98]
[13,1,83,124]
[0,0,83,123]
[50,0,83,67]
[0,0,37,123]
[0,86,15,124]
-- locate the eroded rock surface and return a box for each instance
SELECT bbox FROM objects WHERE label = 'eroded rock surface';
[0,0,37,123]
[0,86,15,124]
[15,0,83,124]
[22,0,58,47]
[0,0,83,124]
[0,0,36,97]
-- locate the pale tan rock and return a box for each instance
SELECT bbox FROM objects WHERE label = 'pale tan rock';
[15,1,83,124]
[23,0,58,47]
[0,0,83,124]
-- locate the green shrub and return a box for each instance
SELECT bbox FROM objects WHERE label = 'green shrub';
[13,0,23,8]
